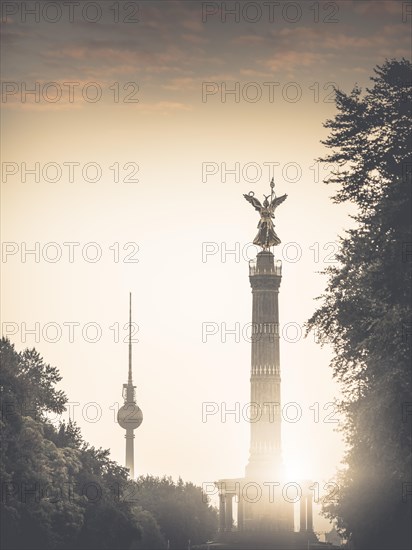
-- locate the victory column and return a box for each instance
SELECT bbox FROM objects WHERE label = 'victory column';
[215,180,316,549]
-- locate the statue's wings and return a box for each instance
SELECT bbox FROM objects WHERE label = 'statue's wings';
[270,193,287,210]
[243,193,262,212]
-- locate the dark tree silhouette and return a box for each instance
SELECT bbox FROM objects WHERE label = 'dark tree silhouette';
[129,475,218,549]
[307,59,412,550]
[1,338,216,549]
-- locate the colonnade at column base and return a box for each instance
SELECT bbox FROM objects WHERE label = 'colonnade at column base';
[215,477,317,549]
[216,477,294,534]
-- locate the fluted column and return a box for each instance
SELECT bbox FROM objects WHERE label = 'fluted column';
[219,493,226,532]
[306,494,313,532]
[300,496,306,532]
[237,494,244,531]
[225,494,233,531]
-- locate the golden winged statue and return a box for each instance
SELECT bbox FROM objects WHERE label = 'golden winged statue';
[243,178,287,249]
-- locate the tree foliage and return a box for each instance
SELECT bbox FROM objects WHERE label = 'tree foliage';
[307,59,412,550]
[0,338,217,549]
[130,475,218,549]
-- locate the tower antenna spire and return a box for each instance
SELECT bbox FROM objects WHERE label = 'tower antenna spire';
[117,292,143,479]
[128,292,132,384]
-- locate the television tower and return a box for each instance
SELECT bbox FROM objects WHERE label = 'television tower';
[117,293,143,478]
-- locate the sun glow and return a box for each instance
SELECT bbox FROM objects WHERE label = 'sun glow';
[281,458,315,485]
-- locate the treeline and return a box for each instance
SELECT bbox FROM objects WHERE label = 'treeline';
[0,337,217,549]
[307,59,412,549]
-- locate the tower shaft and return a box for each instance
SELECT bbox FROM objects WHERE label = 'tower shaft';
[128,292,132,384]
[245,250,282,480]
[125,429,135,478]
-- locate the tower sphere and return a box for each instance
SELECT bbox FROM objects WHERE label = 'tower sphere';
[117,403,143,430]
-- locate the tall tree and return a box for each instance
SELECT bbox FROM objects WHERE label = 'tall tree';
[1,338,216,549]
[0,339,165,549]
[307,59,412,550]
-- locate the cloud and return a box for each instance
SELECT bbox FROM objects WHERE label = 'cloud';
[232,35,266,45]
[138,101,192,114]
[181,18,205,33]
[181,33,208,45]
[1,99,83,112]
[262,51,329,72]
[239,68,273,78]
[351,0,402,16]
[162,77,199,91]
[3,1,410,96]
[1,87,192,114]
[41,44,194,80]
[276,24,409,52]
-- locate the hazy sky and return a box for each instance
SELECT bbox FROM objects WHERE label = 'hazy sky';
[1,0,411,534]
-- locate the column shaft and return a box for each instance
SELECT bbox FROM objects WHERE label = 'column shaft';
[237,494,244,531]
[307,495,313,532]
[225,494,233,531]
[300,496,306,532]
[219,494,226,532]
[246,251,282,479]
